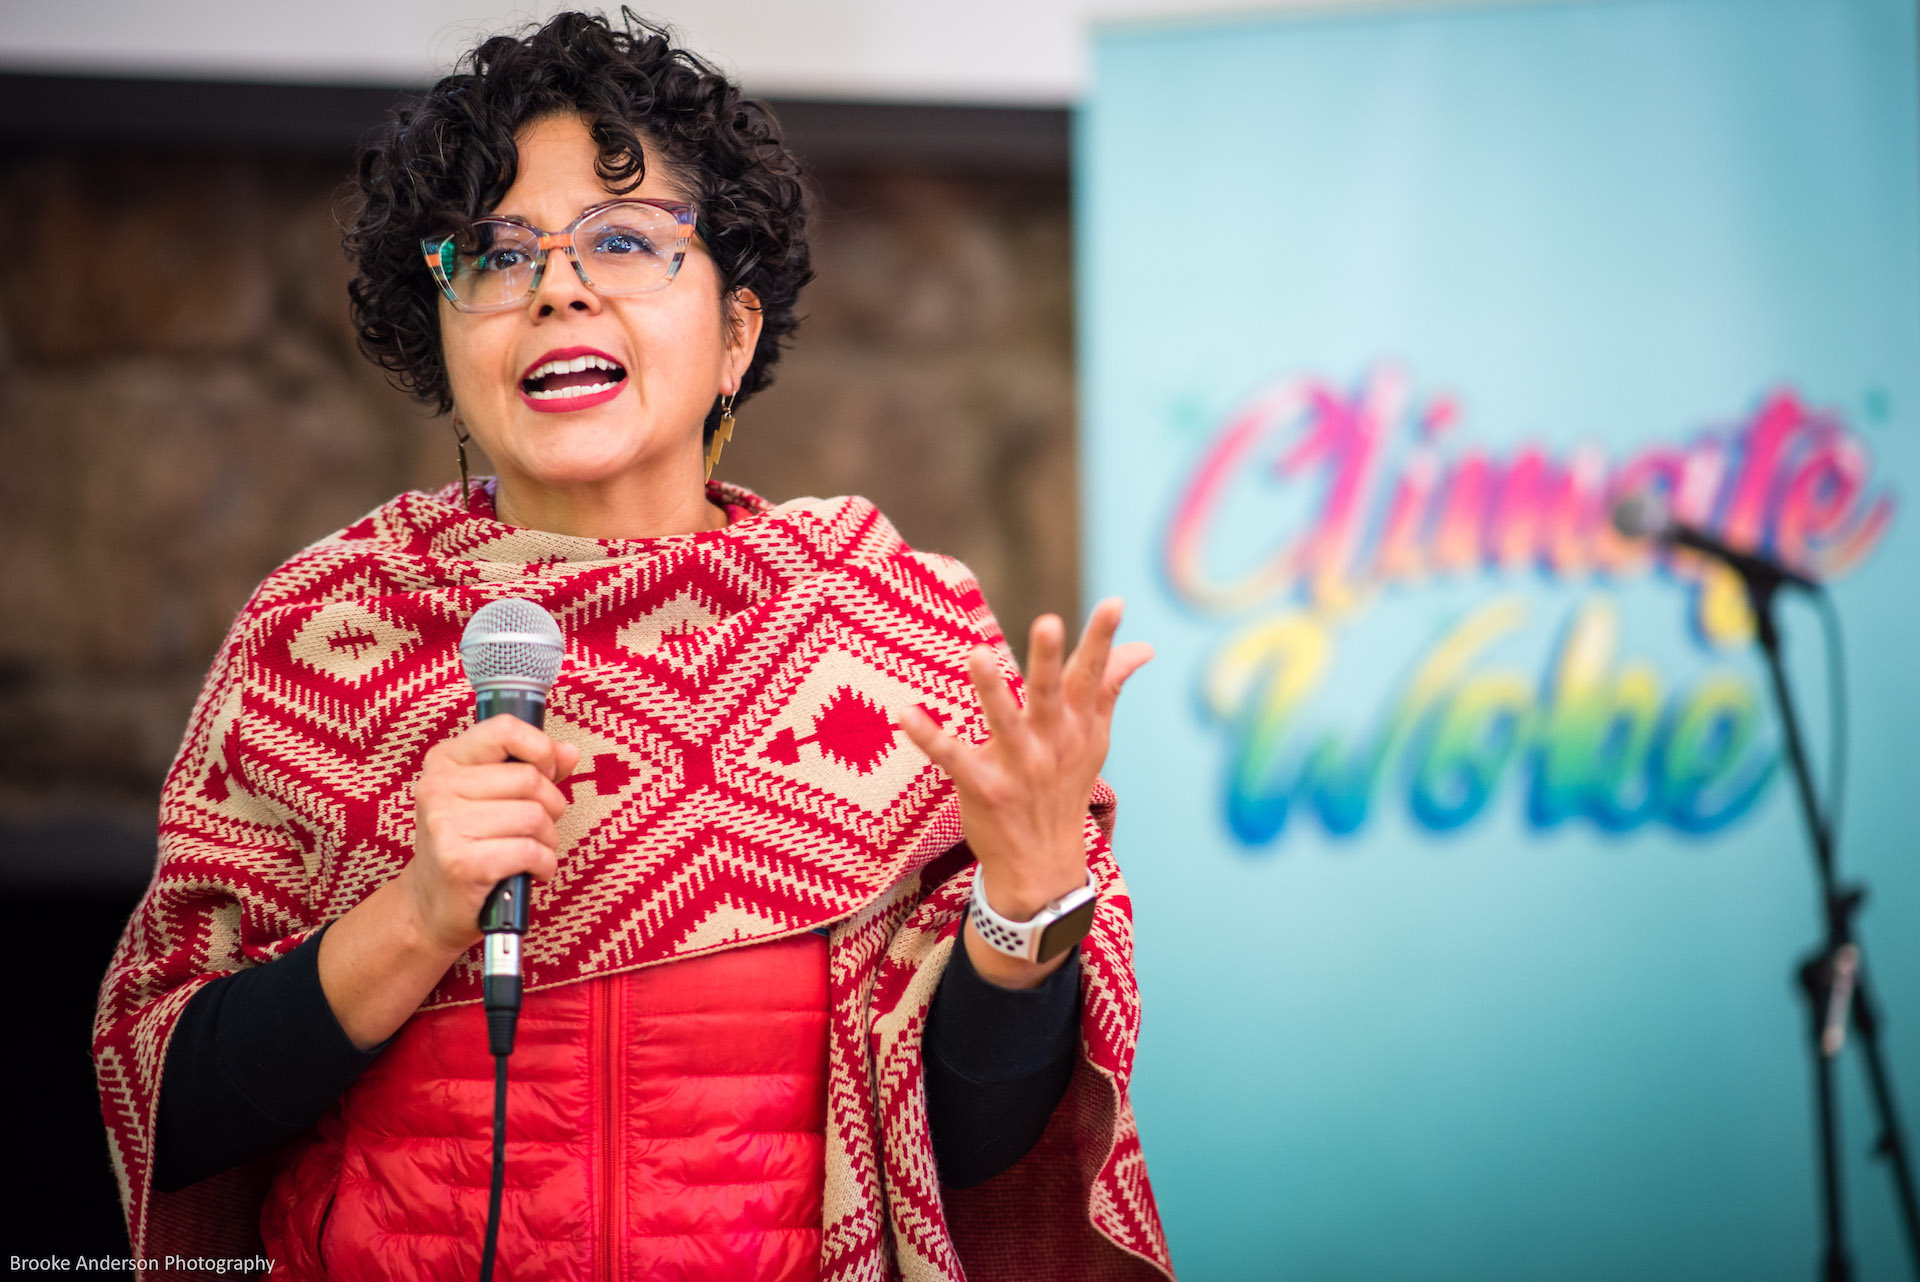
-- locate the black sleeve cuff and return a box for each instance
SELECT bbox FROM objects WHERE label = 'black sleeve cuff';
[926,934,1081,1081]
[153,920,386,1193]
[923,934,1082,1188]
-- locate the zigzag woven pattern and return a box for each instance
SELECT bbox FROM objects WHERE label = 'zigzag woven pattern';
[93,480,1173,1281]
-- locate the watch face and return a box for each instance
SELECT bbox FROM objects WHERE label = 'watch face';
[1036,897,1098,963]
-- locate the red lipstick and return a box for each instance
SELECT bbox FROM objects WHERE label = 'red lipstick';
[517,346,628,414]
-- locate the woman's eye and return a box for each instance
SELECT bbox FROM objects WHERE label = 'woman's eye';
[591,230,660,257]
[472,247,530,273]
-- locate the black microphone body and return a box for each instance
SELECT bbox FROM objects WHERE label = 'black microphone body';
[476,687,545,1044]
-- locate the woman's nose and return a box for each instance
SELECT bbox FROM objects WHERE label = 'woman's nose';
[529,249,600,317]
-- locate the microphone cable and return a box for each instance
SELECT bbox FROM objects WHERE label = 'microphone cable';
[480,1053,509,1282]
[1813,590,1848,852]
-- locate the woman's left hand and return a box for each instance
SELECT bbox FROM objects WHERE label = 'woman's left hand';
[897,597,1152,989]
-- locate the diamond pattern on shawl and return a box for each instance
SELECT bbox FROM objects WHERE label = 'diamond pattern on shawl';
[614,588,725,656]
[763,686,896,774]
[287,600,420,685]
[250,573,466,758]
[545,715,659,853]
[733,634,969,822]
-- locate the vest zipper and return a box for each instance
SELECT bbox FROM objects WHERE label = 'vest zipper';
[593,975,623,1282]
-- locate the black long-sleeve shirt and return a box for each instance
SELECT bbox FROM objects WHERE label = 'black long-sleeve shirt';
[152,922,1079,1194]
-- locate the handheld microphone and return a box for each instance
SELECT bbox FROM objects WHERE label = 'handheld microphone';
[1610,491,1820,593]
[459,599,565,1056]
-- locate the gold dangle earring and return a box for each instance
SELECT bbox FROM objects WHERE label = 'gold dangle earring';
[705,393,736,482]
[452,418,473,511]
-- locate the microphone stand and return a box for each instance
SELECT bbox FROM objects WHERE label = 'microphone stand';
[1738,564,1920,1281]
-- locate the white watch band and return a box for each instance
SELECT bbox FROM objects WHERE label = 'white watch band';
[968,867,1098,963]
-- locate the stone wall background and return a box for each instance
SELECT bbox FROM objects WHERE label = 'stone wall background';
[0,142,1079,889]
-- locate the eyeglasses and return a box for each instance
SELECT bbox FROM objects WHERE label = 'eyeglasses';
[422,198,700,313]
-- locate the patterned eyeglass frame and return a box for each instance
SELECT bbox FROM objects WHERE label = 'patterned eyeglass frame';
[422,198,702,313]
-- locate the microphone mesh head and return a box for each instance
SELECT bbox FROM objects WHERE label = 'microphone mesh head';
[1611,491,1667,540]
[460,599,564,694]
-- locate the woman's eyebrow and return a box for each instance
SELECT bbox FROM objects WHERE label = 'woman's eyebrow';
[479,201,608,229]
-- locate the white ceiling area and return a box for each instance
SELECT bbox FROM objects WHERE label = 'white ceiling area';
[0,0,1445,103]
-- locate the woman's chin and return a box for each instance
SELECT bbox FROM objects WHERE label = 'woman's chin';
[484,396,707,493]
[499,440,685,493]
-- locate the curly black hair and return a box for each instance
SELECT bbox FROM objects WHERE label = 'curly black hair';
[343,9,812,440]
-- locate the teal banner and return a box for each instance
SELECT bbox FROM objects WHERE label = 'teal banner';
[1077,1,1920,1277]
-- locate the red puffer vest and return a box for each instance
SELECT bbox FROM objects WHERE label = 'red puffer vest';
[259,932,829,1281]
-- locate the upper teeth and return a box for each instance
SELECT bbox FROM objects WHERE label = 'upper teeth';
[527,354,623,381]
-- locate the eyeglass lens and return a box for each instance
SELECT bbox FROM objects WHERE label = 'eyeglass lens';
[435,203,684,309]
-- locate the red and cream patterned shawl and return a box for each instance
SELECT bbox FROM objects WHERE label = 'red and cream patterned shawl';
[93,479,1174,1282]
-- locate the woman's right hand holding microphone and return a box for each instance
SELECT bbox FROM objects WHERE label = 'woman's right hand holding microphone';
[318,715,579,1049]
[404,716,581,955]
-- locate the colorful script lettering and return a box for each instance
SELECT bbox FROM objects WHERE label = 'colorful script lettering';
[1164,367,1894,842]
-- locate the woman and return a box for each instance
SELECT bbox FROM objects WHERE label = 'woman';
[93,13,1172,1281]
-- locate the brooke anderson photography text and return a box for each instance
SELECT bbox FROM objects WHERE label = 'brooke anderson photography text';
[10,1257,275,1274]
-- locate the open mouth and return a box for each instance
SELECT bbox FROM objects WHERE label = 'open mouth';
[520,350,628,406]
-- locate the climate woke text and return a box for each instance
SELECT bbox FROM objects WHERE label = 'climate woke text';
[1166,367,1893,841]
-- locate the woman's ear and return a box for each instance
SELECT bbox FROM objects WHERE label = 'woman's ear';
[725,286,765,382]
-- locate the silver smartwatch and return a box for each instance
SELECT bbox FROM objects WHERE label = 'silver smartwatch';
[968,867,1098,964]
